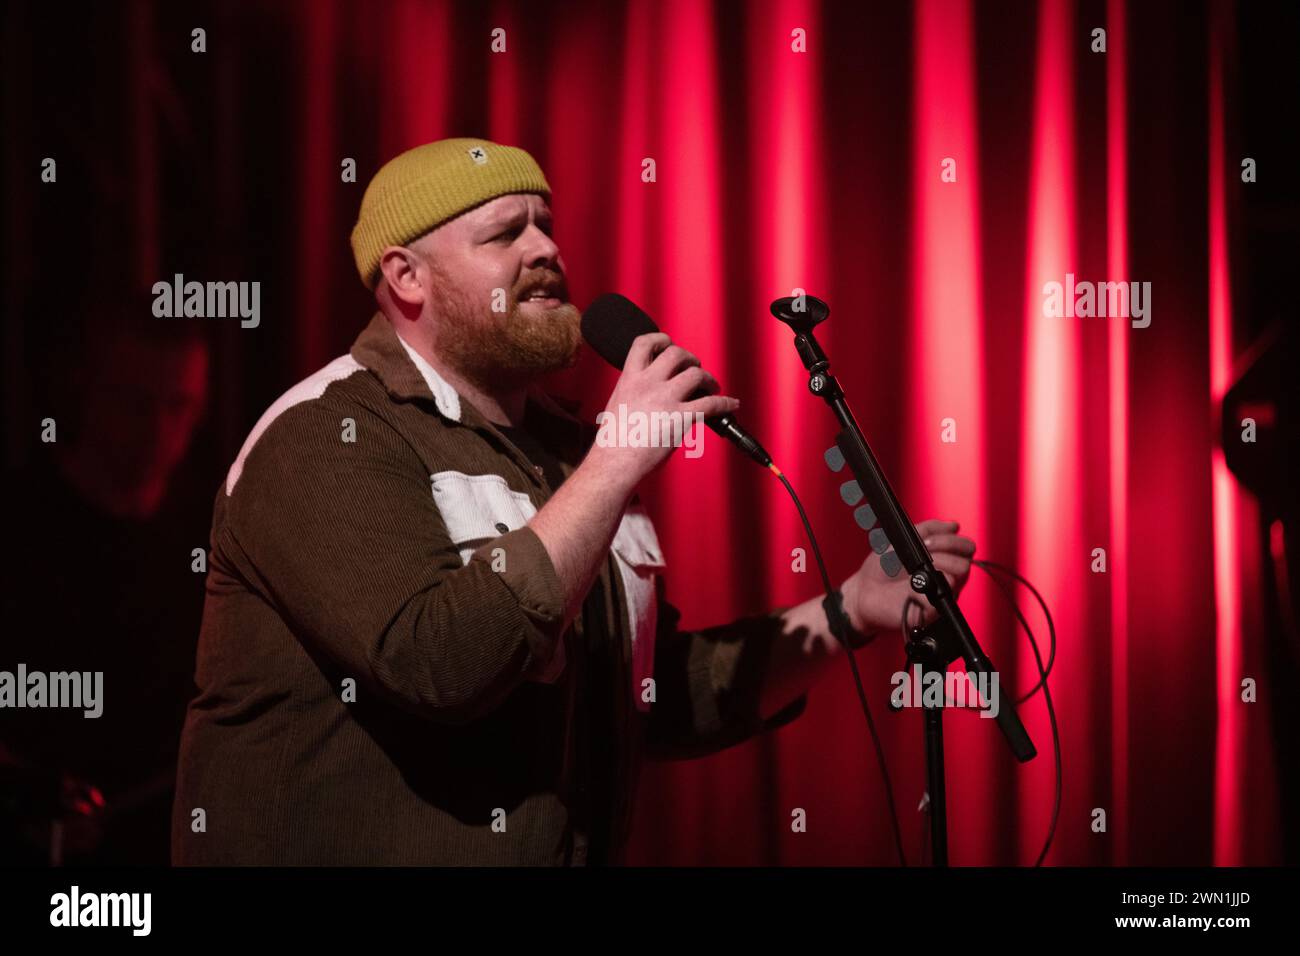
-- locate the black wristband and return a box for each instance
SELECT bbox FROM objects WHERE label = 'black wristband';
[822,589,872,650]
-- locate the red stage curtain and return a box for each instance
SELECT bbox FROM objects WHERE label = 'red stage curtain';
[49,0,1277,865]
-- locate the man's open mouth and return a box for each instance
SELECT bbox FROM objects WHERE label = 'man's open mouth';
[521,291,563,306]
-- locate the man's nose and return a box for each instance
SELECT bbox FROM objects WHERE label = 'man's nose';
[521,226,562,270]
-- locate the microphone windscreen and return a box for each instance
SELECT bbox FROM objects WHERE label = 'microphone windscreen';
[581,293,660,369]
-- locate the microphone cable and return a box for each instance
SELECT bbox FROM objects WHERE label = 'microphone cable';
[974,559,1060,867]
[769,462,1062,868]
[767,461,909,866]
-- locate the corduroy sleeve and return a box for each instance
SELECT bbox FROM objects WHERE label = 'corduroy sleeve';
[220,398,566,725]
[643,579,808,760]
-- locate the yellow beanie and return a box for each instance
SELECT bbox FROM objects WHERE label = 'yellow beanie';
[350,137,552,290]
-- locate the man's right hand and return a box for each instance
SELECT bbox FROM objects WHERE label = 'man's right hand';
[586,332,740,489]
[532,333,737,629]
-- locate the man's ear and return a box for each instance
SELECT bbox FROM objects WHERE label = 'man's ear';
[377,245,427,306]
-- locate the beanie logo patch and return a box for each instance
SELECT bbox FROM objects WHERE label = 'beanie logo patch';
[467,146,488,165]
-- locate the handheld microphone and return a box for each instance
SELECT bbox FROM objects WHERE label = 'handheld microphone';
[581,293,772,468]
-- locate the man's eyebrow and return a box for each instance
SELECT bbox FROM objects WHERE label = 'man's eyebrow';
[480,205,552,234]
[481,201,529,228]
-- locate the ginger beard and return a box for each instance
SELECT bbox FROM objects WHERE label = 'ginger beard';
[427,260,582,389]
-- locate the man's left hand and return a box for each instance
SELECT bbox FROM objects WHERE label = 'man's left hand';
[839,518,977,640]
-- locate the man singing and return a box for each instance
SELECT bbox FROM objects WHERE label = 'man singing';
[172,137,976,865]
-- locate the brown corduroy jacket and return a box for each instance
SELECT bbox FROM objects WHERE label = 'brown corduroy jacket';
[171,313,806,866]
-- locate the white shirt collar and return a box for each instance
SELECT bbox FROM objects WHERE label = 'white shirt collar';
[395,334,462,422]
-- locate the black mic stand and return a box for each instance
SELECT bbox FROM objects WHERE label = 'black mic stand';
[771,295,1037,866]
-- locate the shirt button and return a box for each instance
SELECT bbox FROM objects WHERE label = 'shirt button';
[495,522,509,534]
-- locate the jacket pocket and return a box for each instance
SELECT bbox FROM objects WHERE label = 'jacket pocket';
[429,470,538,565]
